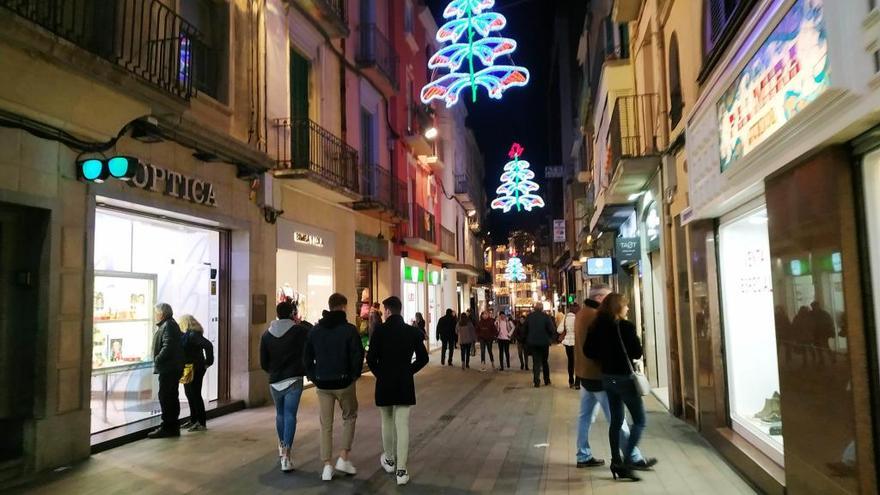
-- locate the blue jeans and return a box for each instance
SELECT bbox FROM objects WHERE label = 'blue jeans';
[576,386,644,463]
[270,380,304,449]
[602,374,647,465]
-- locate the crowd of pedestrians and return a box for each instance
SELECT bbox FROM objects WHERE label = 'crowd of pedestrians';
[148,283,658,485]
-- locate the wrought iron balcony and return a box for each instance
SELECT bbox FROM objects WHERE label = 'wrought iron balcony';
[273,117,360,196]
[609,94,659,164]
[1,0,202,100]
[403,102,435,156]
[410,203,436,246]
[356,23,399,96]
[354,163,408,220]
[291,0,348,38]
[440,226,456,257]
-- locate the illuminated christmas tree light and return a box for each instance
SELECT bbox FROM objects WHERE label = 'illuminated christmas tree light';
[505,256,526,282]
[421,0,530,108]
[491,143,545,213]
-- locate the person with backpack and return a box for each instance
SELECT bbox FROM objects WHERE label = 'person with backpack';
[495,312,514,371]
[557,304,579,389]
[260,301,309,472]
[367,296,429,486]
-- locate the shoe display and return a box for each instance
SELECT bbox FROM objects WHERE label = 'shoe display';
[335,457,357,475]
[396,470,410,486]
[769,425,782,436]
[380,453,396,474]
[321,464,334,481]
[753,391,781,423]
[576,457,605,468]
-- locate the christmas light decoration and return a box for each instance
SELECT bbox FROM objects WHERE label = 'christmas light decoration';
[421,0,530,108]
[505,256,526,282]
[491,143,545,213]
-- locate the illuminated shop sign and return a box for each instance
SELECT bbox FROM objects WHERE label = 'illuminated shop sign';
[718,0,828,172]
[127,161,217,207]
[294,232,325,247]
[405,267,425,283]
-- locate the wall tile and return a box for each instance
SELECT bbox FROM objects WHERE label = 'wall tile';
[61,227,84,269]
[57,320,82,368]
[56,367,82,413]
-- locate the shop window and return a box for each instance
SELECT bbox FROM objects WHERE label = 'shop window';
[668,33,683,128]
[718,204,783,464]
[277,250,334,326]
[181,0,229,102]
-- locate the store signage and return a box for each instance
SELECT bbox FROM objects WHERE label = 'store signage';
[718,0,829,172]
[429,271,441,286]
[615,237,641,262]
[294,231,324,248]
[585,257,614,276]
[355,232,388,260]
[128,161,217,207]
[404,266,424,283]
[553,219,566,243]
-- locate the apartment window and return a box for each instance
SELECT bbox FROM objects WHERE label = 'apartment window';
[181,0,228,102]
[668,32,683,128]
[704,0,744,53]
[404,0,414,35]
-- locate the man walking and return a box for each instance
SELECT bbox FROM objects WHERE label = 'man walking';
[436,308,458,366]
[367,296,430,486]
[148,303,184,438]
[304,293,365,482]
[575,284,654,469]
[524,302,556,387]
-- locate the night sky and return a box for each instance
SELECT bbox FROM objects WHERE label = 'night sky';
[424,0,557,245]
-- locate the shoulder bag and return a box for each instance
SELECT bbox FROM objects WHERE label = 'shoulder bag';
[614,322,650,396]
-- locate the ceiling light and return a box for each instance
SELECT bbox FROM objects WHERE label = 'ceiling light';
[424,127,438,140]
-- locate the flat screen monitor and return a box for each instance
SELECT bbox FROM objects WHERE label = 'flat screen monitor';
[586,257,614,276]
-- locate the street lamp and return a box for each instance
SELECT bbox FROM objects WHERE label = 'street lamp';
[424,127,438,140]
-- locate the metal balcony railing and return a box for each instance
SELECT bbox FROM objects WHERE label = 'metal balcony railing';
[391,177,408,219]
[1,0,201,100]
[273,117,359,192]
[408,102,433,136]
[357,23,398,88]
[361,163,392,205]
[410,203,436,245]
[609,94,659,166]
[440,226,456,257]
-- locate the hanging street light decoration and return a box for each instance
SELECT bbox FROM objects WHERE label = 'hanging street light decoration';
[491,142,545,213]
[505,255,527,282]
[420,0,530,108]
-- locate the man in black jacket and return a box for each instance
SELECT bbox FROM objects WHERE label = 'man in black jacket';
[524,302,556,388]
[367,296,429,486]
[148,303,185,438]
[304,293,365,482]
[260,301,309,473]
[436,308,458,366]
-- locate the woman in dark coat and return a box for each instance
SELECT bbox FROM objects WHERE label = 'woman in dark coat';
[367,297,429,486]
[180,314,214,432]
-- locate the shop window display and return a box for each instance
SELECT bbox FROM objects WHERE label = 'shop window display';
[276,250,333,326]
[718,205,784,464]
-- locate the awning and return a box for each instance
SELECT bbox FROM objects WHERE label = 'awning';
[443,263,483,278]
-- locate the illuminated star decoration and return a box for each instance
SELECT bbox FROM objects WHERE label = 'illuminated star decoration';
[420,0,530,108]
[505,256,527,282]
[491,143,545,213]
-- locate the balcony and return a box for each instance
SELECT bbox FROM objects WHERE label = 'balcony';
[403,102,435,157]
[405,203,438,254]
[356,23,398,97]
[612,0,643,22]
[1,0,201,100]
[436,226,457,262]
[455,173,479,209]
[352,163,408,221]
[290,0,348,38]
[273,117,360,201]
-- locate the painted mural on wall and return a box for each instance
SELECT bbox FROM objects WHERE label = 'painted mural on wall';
[718,0,829,172]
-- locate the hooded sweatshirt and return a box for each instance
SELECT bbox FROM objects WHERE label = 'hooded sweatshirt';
[304,310,365,390]
[260,319,309,385]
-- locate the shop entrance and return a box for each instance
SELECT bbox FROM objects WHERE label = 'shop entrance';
[0,203,47,462]
[91,207,223,435]
[642,251,670,407]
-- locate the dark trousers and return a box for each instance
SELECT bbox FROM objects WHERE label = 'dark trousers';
[480,339,495,364]
[441,339,456,365]
[497,341,511,369]
[603,374,646,465]
[184,366,207,426]
[517,341,529,369]
[564,345,576,385]
[530,346,550,385]
[158,370,182,431]
[460,343,472,368]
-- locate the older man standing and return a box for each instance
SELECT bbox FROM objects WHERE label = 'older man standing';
[574,284,654,469]
[148,303,185,439]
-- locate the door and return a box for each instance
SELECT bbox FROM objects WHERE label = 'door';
[290,49,311,170]
[0,204,47,462]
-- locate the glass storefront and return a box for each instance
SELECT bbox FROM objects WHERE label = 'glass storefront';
[718,204,783,464]
[402,263,425,327]
[276,250,333,325]
[91,208,221,434]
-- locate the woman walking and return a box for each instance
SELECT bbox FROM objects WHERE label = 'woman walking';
[414,312,428,345]
[180,315,214,432]
[584,294,657,481]
[476,311,497,372]
[515,314,529,370]
[456,313,476,369]
[557,304,579,389]
[495,312,514,371]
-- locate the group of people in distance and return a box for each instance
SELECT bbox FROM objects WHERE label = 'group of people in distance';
[259,293,427,486]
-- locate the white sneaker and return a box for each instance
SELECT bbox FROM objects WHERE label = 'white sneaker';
[280,455,293,472]
[335,457,357,476]
[380,453,396,474]
[396,470,410,486]
[321,464,334,481]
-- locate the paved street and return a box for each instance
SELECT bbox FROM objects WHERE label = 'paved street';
[14,348,756,495]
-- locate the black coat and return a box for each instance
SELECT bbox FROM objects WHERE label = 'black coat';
[524,311,556,347]
[183,330,214,371]
[436,313,458,341]
[583,314,643,376]
[304,311,364,390]
[367,315,429,406]
[153,317,184,375]
[260,320,309,383]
